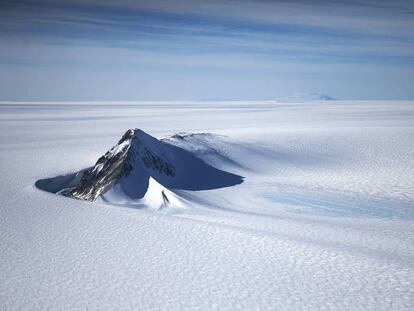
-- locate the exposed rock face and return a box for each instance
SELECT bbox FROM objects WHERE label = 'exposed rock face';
[64,129,174,201]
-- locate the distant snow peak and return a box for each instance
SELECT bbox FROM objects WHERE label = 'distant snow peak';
[277,92,336,102]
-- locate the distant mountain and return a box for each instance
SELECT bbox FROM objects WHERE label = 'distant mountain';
[276,92,336,102]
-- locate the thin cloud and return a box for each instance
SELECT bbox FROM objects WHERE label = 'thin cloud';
[0,0,413,100]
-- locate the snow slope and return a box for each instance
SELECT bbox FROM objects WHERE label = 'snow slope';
[1,100,413,310]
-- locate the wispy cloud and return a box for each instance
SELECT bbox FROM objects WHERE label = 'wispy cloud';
[1,0,414,100]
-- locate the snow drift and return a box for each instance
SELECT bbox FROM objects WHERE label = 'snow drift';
[35,129,243,209]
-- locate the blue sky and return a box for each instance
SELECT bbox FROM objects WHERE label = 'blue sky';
[1,0,414,100]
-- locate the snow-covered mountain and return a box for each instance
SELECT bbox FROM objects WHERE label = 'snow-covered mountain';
[276,92,336,102]
[54,129,243,208]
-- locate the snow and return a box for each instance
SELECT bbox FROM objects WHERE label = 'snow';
[276,92,336,102]
[98,177,185,211]
[107,139,130,157]
[0,100,413,310]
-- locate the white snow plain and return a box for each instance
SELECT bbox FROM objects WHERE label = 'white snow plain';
[0,100,413,310]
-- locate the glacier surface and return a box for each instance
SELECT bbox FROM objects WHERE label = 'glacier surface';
[0,100,413,310]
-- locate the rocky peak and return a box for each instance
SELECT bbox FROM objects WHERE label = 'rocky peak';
[63,129,174,201]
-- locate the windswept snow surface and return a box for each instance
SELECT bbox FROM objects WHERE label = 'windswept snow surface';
[1,100,414,310]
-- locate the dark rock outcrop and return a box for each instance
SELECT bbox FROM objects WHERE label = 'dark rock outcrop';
[63,129,175,201]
